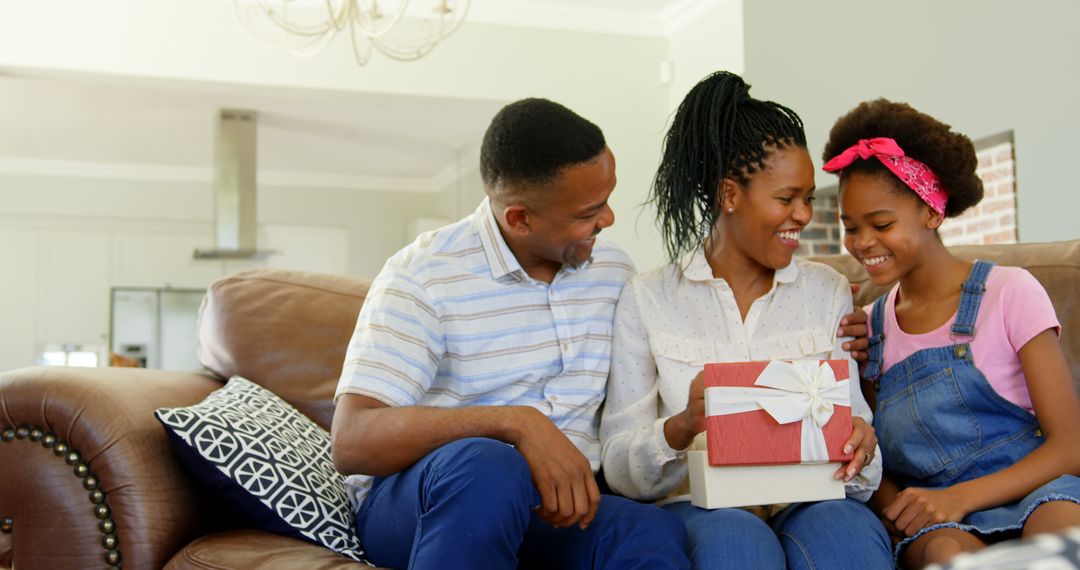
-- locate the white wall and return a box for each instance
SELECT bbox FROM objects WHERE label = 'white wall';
[0,173,445,371]
[434,159,484,225]
[742,0,1080,243]
[0,173,444,277]
[666,0,745,114]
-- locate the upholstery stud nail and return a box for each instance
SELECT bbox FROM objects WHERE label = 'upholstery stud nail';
[15,426,29,439]
[89,490,105,504]
[0,429,13,441]
[0,518,12,533]
[94,504,110,519]
[65,450,81,465]
[104,549,121,565]
[98,518,115,534]
[74,463,89,477]
[53,442,68,456]
[83,475,99,490]
[29,428,43,441]
[102,533,118,549]
[42,433,57,447]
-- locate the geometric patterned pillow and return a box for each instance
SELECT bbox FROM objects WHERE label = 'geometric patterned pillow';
[154,376,370,564]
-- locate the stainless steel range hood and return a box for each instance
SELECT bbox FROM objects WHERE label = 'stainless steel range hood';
[194,109,276,260]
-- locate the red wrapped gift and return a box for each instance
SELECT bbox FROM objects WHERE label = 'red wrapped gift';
[703,360,853,466]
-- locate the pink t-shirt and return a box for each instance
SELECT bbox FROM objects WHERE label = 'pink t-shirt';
[867,266,1060,413]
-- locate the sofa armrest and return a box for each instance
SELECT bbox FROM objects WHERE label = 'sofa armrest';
[0,366,224,570]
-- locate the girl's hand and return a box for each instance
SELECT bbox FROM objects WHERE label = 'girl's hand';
[835,416,877,481]
[837,285,869,362]
[663,371,706,450]
[883,486,973,536]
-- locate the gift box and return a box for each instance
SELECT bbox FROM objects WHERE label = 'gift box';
[689,359,853,509]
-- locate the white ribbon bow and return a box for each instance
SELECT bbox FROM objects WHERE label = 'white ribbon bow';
[704,360,850,463]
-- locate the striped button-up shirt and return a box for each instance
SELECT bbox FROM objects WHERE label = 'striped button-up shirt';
[336,198,635,510]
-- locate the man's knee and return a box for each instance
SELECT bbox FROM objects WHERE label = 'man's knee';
[642,505,689,545]
[426,437,535,509]
[603,497,688,546]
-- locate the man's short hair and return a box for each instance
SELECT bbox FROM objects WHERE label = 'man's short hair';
[480,98,606,192]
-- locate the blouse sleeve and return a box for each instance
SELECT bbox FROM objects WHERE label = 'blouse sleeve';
[600,281,690,501]
[827,275,882,501]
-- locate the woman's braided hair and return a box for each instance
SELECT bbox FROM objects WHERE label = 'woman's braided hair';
[651,71,807,263]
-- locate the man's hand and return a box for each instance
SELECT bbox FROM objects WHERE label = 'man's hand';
[834,417,877,481]
[512,407,601,530]
[883,486,972,536]
[838,284,870,362]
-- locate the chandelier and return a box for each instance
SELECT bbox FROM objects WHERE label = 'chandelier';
[234,0,471,65]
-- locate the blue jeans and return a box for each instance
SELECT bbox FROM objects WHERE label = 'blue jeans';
[663,499,891,569]
[356,438,690,570]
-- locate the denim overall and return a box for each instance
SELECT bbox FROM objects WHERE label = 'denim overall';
[865,260,1080,556]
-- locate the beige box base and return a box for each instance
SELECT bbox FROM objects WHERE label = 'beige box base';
[688,451,845,509]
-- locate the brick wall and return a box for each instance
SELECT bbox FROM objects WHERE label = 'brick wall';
[797,193,841,257]
[939,140,1017,246]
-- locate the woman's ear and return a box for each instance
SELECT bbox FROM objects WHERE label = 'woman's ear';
[719,178,740,214]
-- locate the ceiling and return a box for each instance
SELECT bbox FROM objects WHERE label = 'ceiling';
[0,73,503,191]
[0,0,701,192]
[467,0,709,35]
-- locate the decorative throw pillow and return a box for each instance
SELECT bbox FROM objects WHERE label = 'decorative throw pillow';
[155,376,369,564]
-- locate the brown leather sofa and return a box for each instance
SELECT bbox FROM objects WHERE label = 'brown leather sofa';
[2,240,1078,569]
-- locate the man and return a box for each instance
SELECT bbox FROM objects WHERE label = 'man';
[331,98,692,569]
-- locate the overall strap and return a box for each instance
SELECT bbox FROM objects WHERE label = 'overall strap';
[864,294,889,381]
[951,260,996,337]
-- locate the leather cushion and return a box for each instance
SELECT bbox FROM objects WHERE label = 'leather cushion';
[164,529,380,569]
[196,269,372,430]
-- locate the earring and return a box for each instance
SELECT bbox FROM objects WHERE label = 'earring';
[727,208,734,214]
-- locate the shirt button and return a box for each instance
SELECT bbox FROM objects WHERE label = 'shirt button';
[954,345,967,358]
[549,395,559,402]
[562,343,570,351]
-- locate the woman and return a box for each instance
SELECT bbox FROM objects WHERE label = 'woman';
[599,71,891,569]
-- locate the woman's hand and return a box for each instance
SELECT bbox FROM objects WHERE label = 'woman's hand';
[663,371,706,450]
[883,486,973,536]
[835,416,877,481]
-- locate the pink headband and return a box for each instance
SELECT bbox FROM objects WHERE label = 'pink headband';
[822,137,948,215]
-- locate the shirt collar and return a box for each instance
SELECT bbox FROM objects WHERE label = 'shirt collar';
[473,197,525,281]
[681,246,800,285]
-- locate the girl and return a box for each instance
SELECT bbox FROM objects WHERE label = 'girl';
[824,99,1080,568]
[600,71,892,569]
